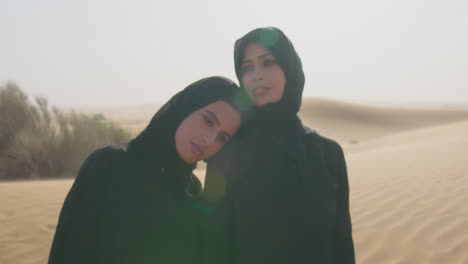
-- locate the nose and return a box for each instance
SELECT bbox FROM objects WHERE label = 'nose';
[202,129,217,146]
[253,66,263,81]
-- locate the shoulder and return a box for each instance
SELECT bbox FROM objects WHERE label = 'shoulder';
[83,144,128,167]
[91,143,128,158]
[303,126,344,158]
[74,144,129,185]
[303,127,351,196]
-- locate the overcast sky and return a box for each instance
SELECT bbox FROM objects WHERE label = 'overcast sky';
[1,0,467,108]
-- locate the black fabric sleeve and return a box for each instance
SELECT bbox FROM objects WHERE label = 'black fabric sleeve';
[199,143,238,264]
[228,152,305,264]
[48,149,111,264]
[329,143,355,264]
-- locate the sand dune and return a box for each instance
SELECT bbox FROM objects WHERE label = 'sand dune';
[86,97,468,141]
[1,98,468,264]
[347,120,468,264]
[300,98,468,145]
[0,180,71,264]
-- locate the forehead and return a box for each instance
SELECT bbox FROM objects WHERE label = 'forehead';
[243,42,271,59]
[202,101,239,118]
[202,101,241,130]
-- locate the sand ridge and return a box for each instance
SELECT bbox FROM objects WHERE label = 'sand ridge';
[347,120,468,264]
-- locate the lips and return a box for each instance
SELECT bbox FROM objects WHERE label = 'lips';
[253,86,270,97]
[191,142,203,157]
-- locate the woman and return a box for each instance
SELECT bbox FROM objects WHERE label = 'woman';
[204,27,355,264]
[48,76,243,264]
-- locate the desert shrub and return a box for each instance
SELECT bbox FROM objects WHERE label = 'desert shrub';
[0,83,31,153]
[0,82,131,180]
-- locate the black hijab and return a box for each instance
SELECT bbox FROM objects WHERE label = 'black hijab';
[233,27,305,118]
[127,76,240,182]
[204,28,307,194]
[201,28,309,264]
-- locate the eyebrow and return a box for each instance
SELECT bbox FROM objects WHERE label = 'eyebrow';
[205,110,220,126]
[242,53,272,63]
[205,109,234,138]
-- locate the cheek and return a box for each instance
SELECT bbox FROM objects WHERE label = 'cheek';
[241,74,253,89]
[204,141,225,161]
[271,68,286,96]
[241,75,256,99]
[175,120,188,150]
[175,116,196,151]
[270,67,286,87]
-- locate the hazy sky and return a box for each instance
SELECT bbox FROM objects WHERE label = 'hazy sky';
[1,0,467,108]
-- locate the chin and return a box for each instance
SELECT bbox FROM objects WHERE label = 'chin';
[255,100,270,107]
[178,152,193,164]
[253,98,266,106]
[187,155,197,164]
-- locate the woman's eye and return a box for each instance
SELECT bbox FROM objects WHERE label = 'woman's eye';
[241,64,253,73]
[203,114,214,126]
[217,134,229,145]
[264,58,277,67]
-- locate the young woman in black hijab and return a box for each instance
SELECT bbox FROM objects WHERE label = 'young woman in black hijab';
[204,28,355,264]
[48,76,242,264]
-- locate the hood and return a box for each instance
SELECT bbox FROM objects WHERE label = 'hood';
[234,27,305,116]
[127,76,240,176]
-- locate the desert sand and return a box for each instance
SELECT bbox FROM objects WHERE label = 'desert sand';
[1,98,468,264]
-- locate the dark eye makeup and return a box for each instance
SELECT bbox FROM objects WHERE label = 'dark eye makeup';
[218,133,230,145]
[241,64,254,73]
[263,57,277,67]
[202,114,214,126]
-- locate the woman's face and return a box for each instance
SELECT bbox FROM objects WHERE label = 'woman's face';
[175,100,241,164]
[240,42,286,107]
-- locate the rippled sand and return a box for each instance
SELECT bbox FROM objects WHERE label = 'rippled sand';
[1,98,467,264]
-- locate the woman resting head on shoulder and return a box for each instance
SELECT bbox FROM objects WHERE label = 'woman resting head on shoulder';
[49,76,243,264]
[130,76,243,169]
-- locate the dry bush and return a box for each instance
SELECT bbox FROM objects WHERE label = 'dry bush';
[0,82,131,180]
